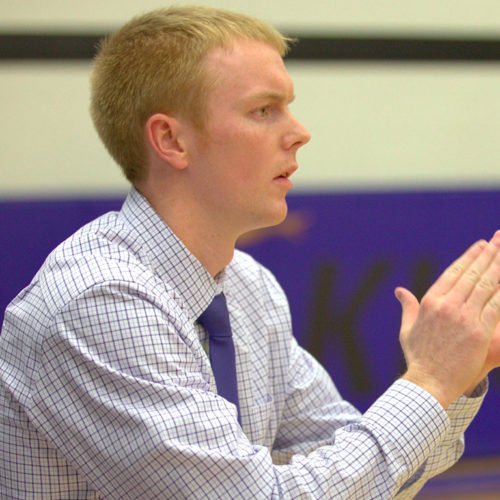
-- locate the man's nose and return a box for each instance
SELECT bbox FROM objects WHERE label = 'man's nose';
[284,114,311,150]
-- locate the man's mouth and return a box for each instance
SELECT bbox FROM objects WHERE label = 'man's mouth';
[275,165,297,180]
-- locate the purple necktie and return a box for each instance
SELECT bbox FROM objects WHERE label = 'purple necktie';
[198,293,241,423]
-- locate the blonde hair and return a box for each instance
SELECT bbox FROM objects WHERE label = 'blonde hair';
[90,6,291,183]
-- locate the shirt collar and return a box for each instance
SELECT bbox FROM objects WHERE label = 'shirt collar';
[120,188,224,321]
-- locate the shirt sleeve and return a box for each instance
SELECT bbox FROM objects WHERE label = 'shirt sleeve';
[272,339,487,499]
[24,279,482,499]
[395,379,487,499]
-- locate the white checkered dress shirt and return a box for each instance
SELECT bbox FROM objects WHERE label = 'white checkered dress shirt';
[0,188,486,499]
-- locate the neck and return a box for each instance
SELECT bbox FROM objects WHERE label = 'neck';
[136,184,237,277]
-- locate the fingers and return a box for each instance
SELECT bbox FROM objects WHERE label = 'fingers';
[480,286,500,332]
[398,231,500,408]
[428,239,487,297]
[428,231,500,301]
[450,230,500,332]
[451,235,500,304]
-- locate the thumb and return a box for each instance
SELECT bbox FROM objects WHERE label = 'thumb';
[394,286,420,335]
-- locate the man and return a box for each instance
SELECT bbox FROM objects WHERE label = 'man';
[1,6,499,499]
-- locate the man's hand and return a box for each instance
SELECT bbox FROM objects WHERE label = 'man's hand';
[396,231,500,409]
[464,307,500,396]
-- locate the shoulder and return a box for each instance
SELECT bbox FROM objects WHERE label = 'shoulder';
[227,249,290,318]
[229,249,285,294]
[34,211,161,314]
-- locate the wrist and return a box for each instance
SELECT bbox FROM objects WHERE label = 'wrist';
[401,371,454,409]
[464,372,488,398]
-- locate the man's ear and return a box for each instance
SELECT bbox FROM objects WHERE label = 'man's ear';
[145,113,189,169]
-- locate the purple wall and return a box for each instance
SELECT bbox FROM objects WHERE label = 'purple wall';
[1,190,499,456]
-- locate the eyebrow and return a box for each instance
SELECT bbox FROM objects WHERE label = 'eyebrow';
[244,91,295,104]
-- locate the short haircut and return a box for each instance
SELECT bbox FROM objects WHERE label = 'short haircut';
[90,6,291,183]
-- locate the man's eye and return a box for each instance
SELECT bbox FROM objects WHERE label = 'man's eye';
[257,106,269,116]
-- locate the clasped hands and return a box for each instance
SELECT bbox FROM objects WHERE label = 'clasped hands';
[397,230,500,409]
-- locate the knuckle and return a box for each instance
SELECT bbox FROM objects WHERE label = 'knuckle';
[487,297,500,314]
[479,296,500,330]
[477,276,496,293]
[464,267,482,283]
[436,299,455,317]
[419,295,437,313]
[446,263,464,277]
[421,296,455,318]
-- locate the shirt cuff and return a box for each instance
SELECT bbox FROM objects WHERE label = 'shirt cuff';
[442,377,488,444]
[363,379,450,474]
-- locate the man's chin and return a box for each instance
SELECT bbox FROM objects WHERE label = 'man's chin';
[236,207,288,247]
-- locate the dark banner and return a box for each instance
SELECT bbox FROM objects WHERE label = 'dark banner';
[1,190,499,456]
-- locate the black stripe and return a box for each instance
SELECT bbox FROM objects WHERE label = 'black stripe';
[0,34,101,60]
[288,36,500,61]
[1,33,500,61]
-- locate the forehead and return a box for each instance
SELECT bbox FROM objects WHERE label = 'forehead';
[202,39,294,103]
